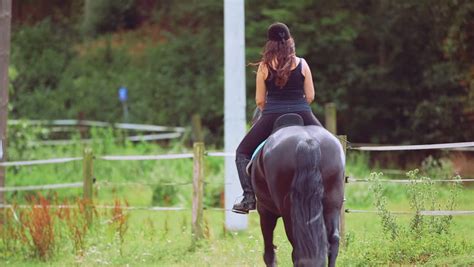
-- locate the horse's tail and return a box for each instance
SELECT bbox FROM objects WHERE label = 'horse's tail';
[290,139,327,267]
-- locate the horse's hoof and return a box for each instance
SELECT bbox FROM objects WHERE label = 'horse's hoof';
[264,254,277,267]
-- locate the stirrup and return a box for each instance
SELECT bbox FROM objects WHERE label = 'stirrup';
[232,199,256,214]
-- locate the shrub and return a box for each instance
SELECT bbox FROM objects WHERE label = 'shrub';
[369,171,466,264]
[10,19,77,120]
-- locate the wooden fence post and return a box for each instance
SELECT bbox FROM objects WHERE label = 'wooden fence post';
[83,147,94,226]
[325,103,337,134]
[337,135,347,245]
[192,142,205,242]
[191,114,204,142]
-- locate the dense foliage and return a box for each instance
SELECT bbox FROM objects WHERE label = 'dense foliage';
[8,0,474,145]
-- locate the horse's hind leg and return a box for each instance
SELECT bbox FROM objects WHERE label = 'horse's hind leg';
[324,206,341,267]
[323,173,344,267]
[258,206,279,267]
[281,215,298,265]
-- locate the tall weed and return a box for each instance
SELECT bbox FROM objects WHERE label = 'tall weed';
[56,198,92,255]
[109,199,129,254]
[23,195,55,260]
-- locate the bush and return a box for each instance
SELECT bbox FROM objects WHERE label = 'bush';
[367,171,467,264]
[10,19,77,120]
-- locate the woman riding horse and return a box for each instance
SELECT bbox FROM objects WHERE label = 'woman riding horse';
[232,22,322,214]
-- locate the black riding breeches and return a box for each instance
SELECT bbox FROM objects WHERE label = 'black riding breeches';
[236,111,322,157]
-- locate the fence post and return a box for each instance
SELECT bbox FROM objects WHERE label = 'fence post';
[83,147,94,226]
[192,114,204,142]
[337,135,347,245]
[325,103,337,134]
[192,142,205,242]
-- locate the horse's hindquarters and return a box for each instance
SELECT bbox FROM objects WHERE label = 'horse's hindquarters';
[252,126,345,267]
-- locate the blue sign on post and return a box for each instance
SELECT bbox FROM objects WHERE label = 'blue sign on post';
[118,86,128,102]
[119,86,129,122]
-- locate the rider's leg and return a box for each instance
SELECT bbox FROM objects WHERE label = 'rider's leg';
[232,153,255,214]
[232,113,278,214]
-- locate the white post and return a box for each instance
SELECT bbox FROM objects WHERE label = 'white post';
[224,0,247,230]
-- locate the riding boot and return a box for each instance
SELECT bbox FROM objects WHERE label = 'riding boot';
[232,154,256,214]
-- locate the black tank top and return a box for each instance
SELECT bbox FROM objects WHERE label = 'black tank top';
[263,58,311,114]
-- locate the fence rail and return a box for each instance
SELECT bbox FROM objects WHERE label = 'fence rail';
[345,209,474,216]
[346,177,474,183]
[349,141,474,151]
[99,153,194,161]
[0,182,83,192]
[0,157,82,167]
[32,133,184,146]
[97,180,193,187]
[1,204,257,213]
[206,151,235,157]
[8,119,186,133]
[0,203,188,211]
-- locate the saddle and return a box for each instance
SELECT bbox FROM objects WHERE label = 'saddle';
[246,113,304,176]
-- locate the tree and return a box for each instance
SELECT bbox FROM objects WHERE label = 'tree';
[83,0,139,36]
[0,0,12,205]
[246,0,473,143]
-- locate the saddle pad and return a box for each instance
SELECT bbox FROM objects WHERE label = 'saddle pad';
[247,141,265,176]
[252,140,267,160]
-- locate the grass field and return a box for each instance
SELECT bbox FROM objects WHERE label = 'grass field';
[3,210,473,266]
[2,129,474,266]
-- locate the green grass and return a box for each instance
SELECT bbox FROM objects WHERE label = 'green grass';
[2,129,474,266]
[3,210,473,266]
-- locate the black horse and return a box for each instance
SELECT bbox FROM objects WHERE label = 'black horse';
[249,110,345,267]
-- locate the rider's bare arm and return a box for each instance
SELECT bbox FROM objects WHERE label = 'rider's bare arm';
[302,59,315,104]
[256,63,267,111]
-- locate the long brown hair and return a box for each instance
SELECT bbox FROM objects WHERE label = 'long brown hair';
[261,37,296,88]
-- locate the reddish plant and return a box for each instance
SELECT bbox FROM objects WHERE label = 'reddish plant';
[24,195,55,260]
[110,199,129,253]
[57,199,90,255]
[113,199,129,236]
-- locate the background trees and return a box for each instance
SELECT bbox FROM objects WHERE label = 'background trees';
[8,0,474,145]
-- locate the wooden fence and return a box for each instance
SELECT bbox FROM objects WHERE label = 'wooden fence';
[1,140,474,244]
